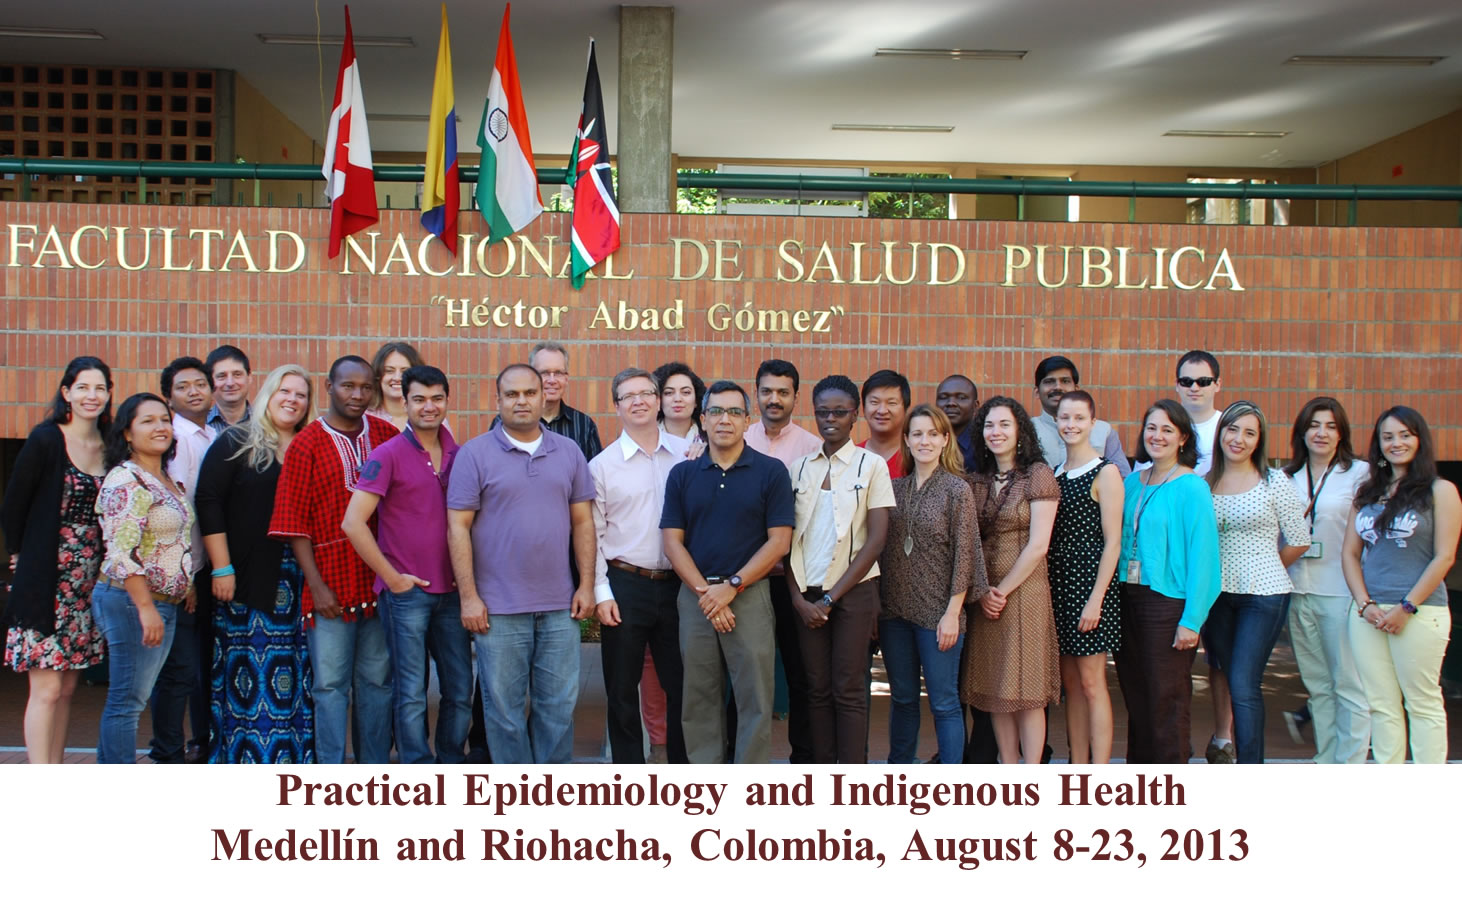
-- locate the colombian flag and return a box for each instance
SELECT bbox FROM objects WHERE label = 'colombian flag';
[421,4,459,253]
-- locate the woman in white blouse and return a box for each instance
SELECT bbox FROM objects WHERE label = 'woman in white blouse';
[1201,401,1310,763]
[1282,398,1370,763]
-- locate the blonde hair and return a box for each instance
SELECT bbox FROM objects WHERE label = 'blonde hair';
[229,364,315,471]
[902,403,965,477]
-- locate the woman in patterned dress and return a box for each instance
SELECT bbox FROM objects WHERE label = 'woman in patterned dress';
[3,357,113,763]
[1202,400,1311,764]
[1048,391,1124,764]
[961,397,1061,764]
[196,365,316,762]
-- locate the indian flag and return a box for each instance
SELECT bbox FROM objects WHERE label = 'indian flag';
[476,4,542,243]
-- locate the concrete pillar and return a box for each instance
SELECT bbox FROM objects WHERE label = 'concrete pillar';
[618,6,674,213]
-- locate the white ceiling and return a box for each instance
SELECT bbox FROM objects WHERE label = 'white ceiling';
[5,0,1462,169]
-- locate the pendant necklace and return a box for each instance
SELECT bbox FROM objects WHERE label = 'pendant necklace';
[903,470,935,556]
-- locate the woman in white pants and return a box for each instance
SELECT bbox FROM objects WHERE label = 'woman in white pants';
[1283,398,1370,763]
[1342,406,1458,764]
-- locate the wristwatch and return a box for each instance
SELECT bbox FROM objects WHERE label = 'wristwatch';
[729,574,744,593]
[816,593,834,611]
[1401,599,1419,615]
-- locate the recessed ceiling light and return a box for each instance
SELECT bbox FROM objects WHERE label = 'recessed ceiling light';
[1164,129,1290,139]
[832,123,955,133]
[875,48,1027,60]
[0,25,104,40]
[1284,54,1443,66]
[257,33,415,48]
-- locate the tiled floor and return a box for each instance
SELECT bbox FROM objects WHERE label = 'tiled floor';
[3,637,1459,763]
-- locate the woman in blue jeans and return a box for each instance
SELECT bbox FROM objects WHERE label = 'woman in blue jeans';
[92,393,196,763]
[1202,401,1310,764]
[878,405,986,763]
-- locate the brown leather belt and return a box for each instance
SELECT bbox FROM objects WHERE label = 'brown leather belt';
[98,576,183,605]
[608,559,676,581]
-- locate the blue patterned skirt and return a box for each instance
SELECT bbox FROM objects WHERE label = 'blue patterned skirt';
[210,548,315,763]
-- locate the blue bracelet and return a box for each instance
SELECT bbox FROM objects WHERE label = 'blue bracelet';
[212,565,235,578]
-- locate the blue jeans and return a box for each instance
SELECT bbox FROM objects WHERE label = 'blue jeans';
[473,610,580,764]
[880,615,965,764]
[1201,591,1291,764]
[91,581,178,764]
[306,614,393,763]
[378,587,473,763]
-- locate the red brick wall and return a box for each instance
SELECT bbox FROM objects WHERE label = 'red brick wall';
[3,202,1459,457]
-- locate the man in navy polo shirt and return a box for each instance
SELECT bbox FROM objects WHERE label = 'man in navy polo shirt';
[343,365,471,764]
[446,364,596,764]
[661,380,794,763]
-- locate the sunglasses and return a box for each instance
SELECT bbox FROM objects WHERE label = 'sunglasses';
[1177,376,1217,388]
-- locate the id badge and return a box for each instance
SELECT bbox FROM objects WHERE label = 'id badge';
[1302,541,1324,559]
[1126,559,1141,583]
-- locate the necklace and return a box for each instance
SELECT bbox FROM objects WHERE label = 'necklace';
[903,469,937,556]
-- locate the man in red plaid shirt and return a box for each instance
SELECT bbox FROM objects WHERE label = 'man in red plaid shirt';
[269,355,399,763]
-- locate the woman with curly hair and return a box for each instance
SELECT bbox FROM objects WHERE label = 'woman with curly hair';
[1342,406,1459,763]
[960,396,1061,764]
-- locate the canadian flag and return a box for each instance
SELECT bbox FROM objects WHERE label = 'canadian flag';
[323,6,378,259]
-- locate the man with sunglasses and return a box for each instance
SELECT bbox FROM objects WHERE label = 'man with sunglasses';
[1175,349,1224,475]
[661,380,795,763]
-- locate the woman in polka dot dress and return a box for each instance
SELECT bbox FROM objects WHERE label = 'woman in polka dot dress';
[1048,391,1125,764]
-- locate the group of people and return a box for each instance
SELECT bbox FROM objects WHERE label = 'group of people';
[2,341,1455,764]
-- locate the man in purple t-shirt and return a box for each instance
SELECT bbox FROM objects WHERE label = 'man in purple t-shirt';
[344,365,470,764]
[446,364,596,764]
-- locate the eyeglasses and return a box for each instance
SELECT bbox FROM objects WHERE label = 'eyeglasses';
[813,408,855,420]
[1177,376,1217,388]
[537,369,569,380]
[616,390,657,404]
[704,406,748,419]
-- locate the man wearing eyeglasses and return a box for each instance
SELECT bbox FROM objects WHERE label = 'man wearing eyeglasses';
[744,358,822,764]
[590,368,690,764]
[661,380,795,763]
[1175,349,1224,476]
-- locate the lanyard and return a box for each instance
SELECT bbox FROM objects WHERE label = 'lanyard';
[1303,458,1337,537]
[1132,464,1179,543]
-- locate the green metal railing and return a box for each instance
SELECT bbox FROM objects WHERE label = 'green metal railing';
[4,158,1461,225]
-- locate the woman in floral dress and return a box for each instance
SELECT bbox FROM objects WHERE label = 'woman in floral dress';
[3,357,113,763]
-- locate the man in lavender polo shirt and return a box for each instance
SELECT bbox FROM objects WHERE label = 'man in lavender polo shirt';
[343,365,470,764]
[446,364,596,764]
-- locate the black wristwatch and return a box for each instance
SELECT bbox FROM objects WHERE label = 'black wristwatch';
[728,574,744,593]
[1401,599,1419,615]
[817,593,834,611]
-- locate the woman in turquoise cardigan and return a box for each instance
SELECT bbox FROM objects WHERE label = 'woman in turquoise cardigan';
[1114,399,1222,763]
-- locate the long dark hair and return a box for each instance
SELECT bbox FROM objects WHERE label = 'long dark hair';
[653,361,705,432]
[1134,398,1199,470]
[370,341,425,409]
[104,393,175,471]
[1282,396,1358,476]
[969,396,1044,476]
[46,356,114,434]
[1205,400,1270,488]
[1353,405,1437,536]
